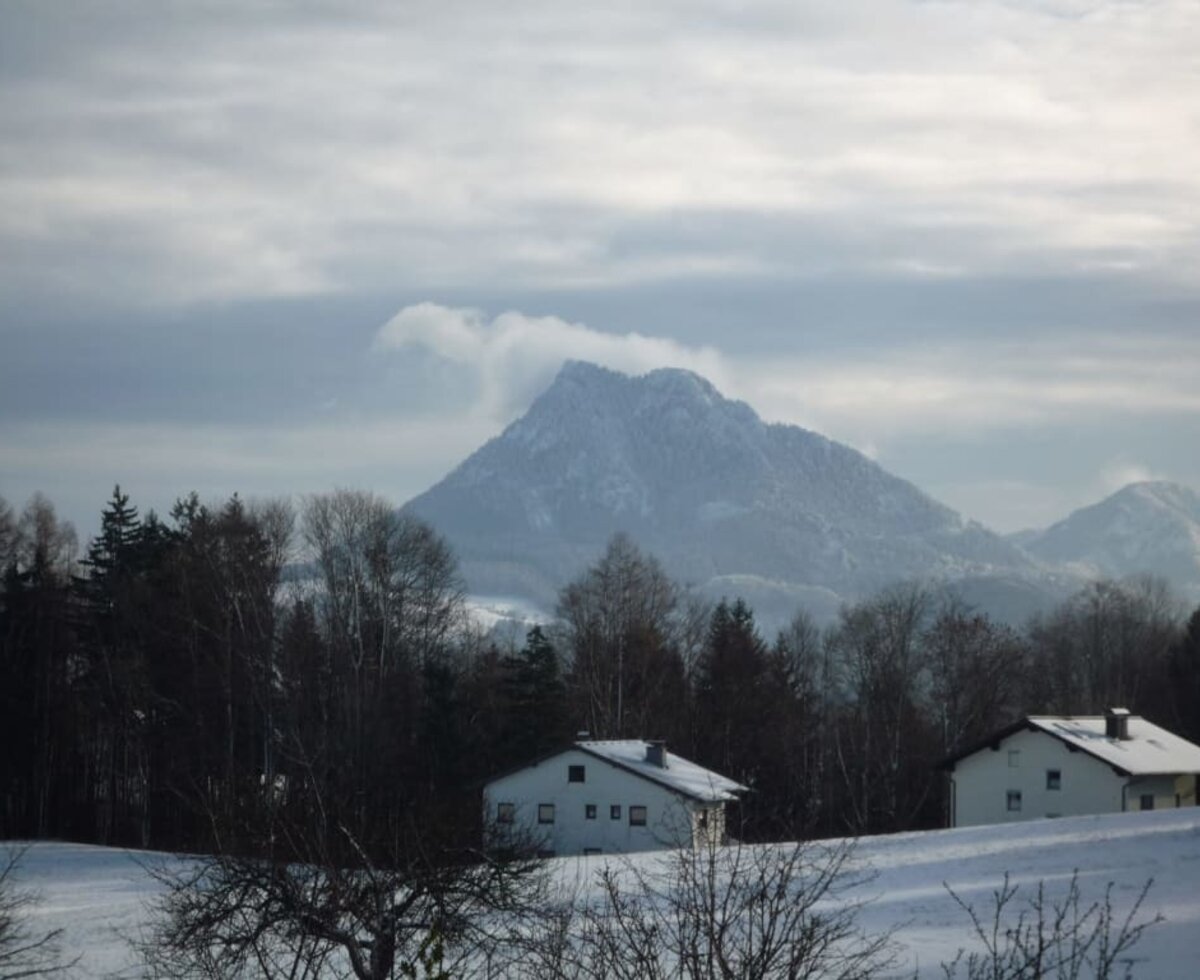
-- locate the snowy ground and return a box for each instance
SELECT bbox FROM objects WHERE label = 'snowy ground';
[6,808,1199,977]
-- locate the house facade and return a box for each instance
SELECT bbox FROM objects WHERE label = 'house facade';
[484,739,746,856]
[942,708,1200,828]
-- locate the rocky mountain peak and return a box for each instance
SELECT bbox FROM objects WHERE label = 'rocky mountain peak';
[405,361,1049,626]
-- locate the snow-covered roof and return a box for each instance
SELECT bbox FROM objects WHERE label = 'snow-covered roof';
[943,714,1200,777]
[1026,716,1200,776]
[575,740,747,803]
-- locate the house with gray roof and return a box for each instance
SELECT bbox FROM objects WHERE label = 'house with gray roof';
[941,708,1200,828]
[484,739,746,856]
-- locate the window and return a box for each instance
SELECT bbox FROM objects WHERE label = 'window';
[496,802,514,824]
[568,765,585,783]
[538,803,555,824]
[629,805,647,826]
[697,810,709,829]
[1140,794,1155,811]
[1046,813,1060,819]
[1006,790,1022,812]
[585,804,597,820]
[1008,750,1020,768]
[610,805,621,820]
[1046,769,1061,791]
[583,847,602,856]
[537,849,556,859]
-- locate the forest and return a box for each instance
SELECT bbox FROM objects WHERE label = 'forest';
[2,485,1200,858]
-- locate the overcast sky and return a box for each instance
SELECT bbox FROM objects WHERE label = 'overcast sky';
[3,0,1199,542]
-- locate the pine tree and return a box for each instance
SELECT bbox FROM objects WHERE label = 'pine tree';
[499,626,568,766]
[694,599,769,786]
[1166,605,1200,744]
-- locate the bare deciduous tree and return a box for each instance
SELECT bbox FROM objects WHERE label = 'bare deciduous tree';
[941,871,1161,980]
[557,534,691,740]
[304,490,464,677]
[0,496,17,572]
[517,837,895,980]
[925,598,1025,755]
[141,803,545,980]
[827,583,935,833]
[0,847,73,979]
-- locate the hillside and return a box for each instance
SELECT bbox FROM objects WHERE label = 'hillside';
[9,808,1198,976]
[1018,481,1200,602]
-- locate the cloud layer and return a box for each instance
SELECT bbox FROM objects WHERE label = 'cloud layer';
[377,302,1200,437]
[3,1,1200,308]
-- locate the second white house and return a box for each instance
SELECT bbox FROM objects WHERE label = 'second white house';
[942,708,1200,828]
[484,739,746,855]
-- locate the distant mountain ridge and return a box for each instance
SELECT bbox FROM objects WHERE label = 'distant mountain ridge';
[1016,481,1200,601]
[405,361,1069,625]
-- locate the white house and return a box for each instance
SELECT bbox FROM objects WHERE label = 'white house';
[483,739,747,856]
[942,708,1200,828]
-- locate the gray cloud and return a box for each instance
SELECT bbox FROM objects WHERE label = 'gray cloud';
[4,0,1199,309]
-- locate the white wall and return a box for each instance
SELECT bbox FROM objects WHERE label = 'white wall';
[951,728,1125,827]
[1127,774,1191,812]
[484,748,714,855]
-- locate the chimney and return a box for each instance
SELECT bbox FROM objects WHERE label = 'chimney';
[645,740,667,768]
[1104,707,1131,741]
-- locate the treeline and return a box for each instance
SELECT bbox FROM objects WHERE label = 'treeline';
[2,486,1199,854]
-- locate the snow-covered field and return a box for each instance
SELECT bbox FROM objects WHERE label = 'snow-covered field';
[6,808,1199,977]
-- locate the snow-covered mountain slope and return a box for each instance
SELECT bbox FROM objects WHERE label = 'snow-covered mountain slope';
[1018,481,1200,602]
[10,808,1200,977]
[405,361,1063,626]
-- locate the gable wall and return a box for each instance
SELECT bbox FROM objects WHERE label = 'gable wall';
[485,748,706,854]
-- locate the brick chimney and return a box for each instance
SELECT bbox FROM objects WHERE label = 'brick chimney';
[1104,707,1131,740]
[645,740,667,768]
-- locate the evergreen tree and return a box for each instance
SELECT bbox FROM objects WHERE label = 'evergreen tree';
[1165,604,1200,744]
[499,626,569,765]
[694,599,769,788]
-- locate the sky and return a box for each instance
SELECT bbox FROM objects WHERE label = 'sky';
[2,0,1199,543]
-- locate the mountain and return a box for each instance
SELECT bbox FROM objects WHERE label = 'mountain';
[405,361,1067,627]
[1017,481,1200,601]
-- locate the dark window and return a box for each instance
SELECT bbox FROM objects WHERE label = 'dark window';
[1006,790,1022,812]
[629,805,647,826]
[538,803,555,824]
[697,810,709,829]
[610,805,621,820]
[568,765,585,783]
[1046,769,1061,791]
[585,804,597,819]
[583,847,602,856]
[496,802,514,824]
[1140,794,1155,811]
